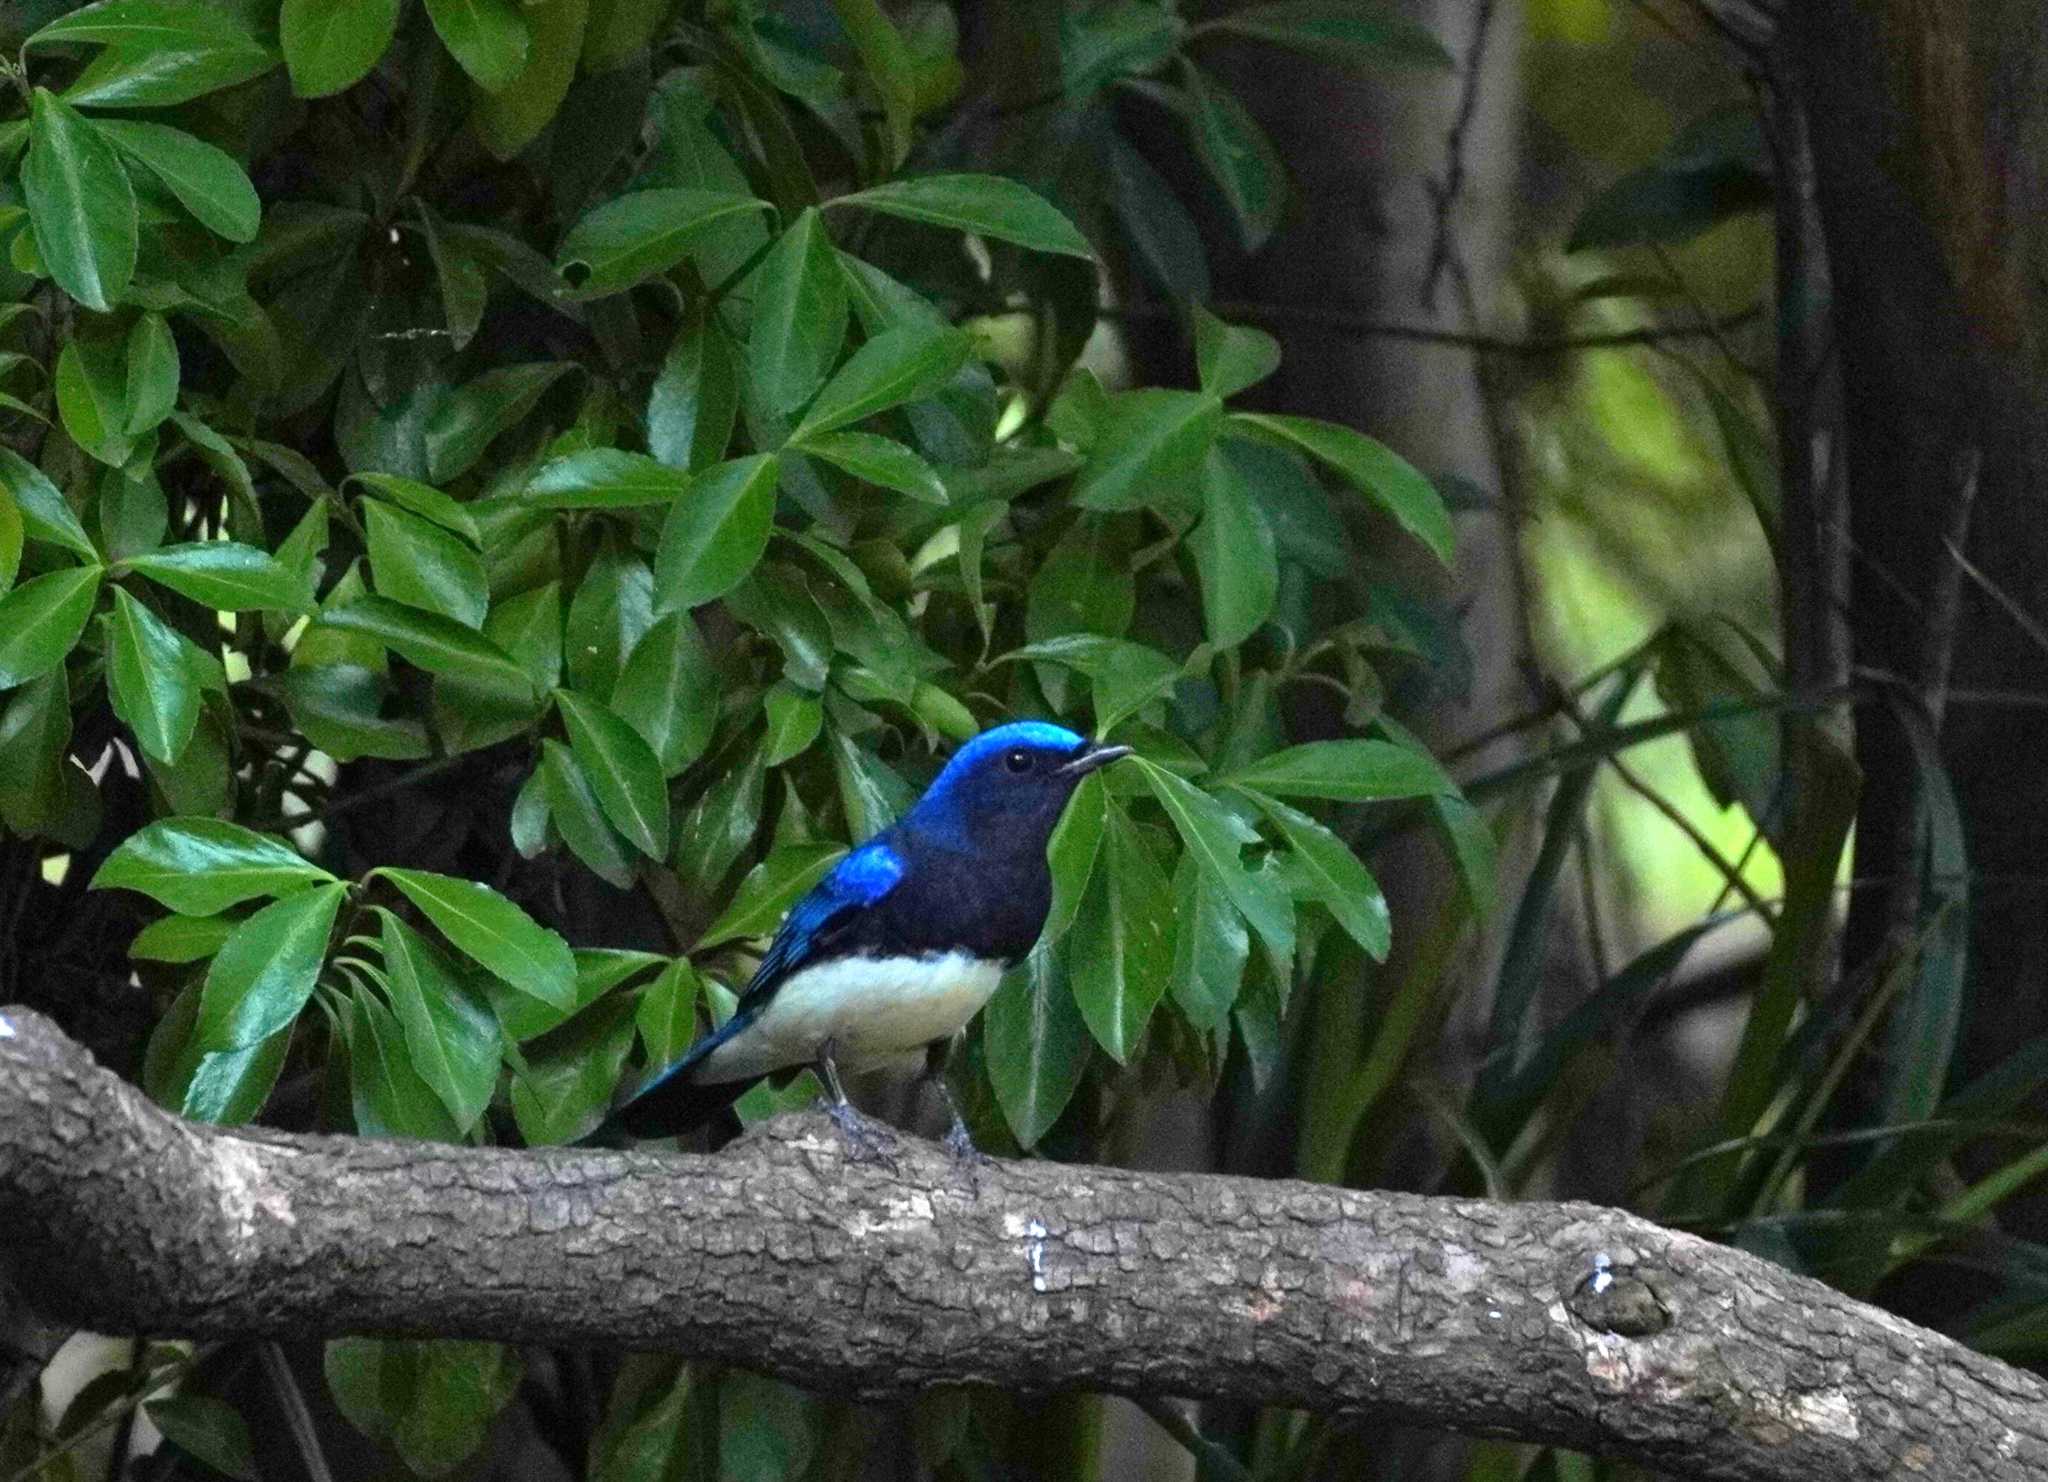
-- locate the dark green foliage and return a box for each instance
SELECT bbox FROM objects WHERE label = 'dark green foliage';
[0,2,1477,1477]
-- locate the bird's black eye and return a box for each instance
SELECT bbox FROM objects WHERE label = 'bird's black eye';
[1004,748,1034,774]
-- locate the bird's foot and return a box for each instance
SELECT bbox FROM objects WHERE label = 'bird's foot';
[942,1114,995,1169]
[822,1096,899,1169]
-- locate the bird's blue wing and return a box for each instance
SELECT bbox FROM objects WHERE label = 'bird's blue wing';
[733,837,905,1012]
[591,838,906,1142]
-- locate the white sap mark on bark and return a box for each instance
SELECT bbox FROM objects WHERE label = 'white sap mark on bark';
[848,1190,934,1238]
[1788,1390,1859,1442]
[0,1014,14,1039]
[211,1139,295,1241]
[1024,1218,1049,1293]
[1441,1245,1485,1285]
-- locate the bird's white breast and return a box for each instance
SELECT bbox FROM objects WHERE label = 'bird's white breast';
[697,951,1004,1083]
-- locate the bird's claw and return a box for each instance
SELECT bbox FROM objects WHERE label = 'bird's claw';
[943,1115,994,1169]
[822,1097,899,1168]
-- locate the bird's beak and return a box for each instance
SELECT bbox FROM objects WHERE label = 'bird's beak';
[1060,742,1133,778]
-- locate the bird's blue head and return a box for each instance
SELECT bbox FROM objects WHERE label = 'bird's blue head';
[904,721,1132,851]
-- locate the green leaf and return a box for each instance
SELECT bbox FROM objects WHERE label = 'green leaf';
[122,542,309,612]
[121,311,179,433]
[790,322,971,441]
[795,430,947,505]
[55,331,134,467]
[1430,793,1499,917]
[1070,802,1174,1062]
[1136,756,1292,961]
[523,449,690,508]
[1007,634,1182,733]
[423,0,530,91]
[1222,738,1454,801]
[320,594,537,697]
[0,448,97,561]
[281,0,401,97]
[1181,62,1285,252]
[555,689,671,858]
[651,454,778,612]
[985,941,1089,1148]
[470,0,588,159]
[1062,0,1183,96]
[364,497,489,627]
[348,987,466,1142]
[1191,447,1278,647]
[613,612,717,776]
[0,669,72,837]
[144,1397,256,1482]
[325,1340,525,1478]
[105,587,201,763]
[828,0,917,166]
[1252,791,1391,960]
[1045,770,1106,942]
[649,309,738,471]
[1103,126,1210,302]
[748,209,848,415]
[541,739,637,888]
[0,566,102,689]
[280,664,431,762]
[180,1028,291,1125]
[1569,113,1770,252]
[827,725,914,842]
[1204,0,1454,70]
[516,1011,642,1145]
[418,200,486,350]
[563,543,653,696]
[129,911,236,963]
[1229,412,1453,562]
[1026,517,1133,643]
[697,841,845,948]
[22,89,137,311]
[425,361,574,483]
[60,40,275,110]
[1071,389,1220,510]
[380,867,577,1009]
[195,881,347,1049]
[348,473,481,545]
[827,174,1094,259]
[631,964,701,1087]
[380,910,502,1133]
[487,581,562,693]
[90,119,260,243]
[1193,307,1281,399]
[1170,849,1248,1031]
[94,817,335,914]
[761,680,822,765]
[0,488,21,600]
[25,0,257,52]
[555,187,771,298]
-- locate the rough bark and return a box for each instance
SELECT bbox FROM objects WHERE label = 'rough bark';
[3,1009,2045,1480]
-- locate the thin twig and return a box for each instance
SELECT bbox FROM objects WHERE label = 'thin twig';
[1098,299,1761,354]
[1129,1395,1255,1482]
[260,1342,337,1482]
[1422,0,1500,312]
[1944,529,2048,663]
[282,752,473,831]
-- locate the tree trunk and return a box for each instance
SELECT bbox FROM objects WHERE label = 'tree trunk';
[1788,1,2048,1207]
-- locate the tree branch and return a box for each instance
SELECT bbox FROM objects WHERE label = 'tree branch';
[3,1007,2044,1481]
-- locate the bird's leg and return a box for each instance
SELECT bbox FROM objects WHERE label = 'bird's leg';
[816,1038,896,1167]
[921,1038,991,1165]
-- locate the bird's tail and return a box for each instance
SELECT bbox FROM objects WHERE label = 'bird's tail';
[574,1012,761,1146]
